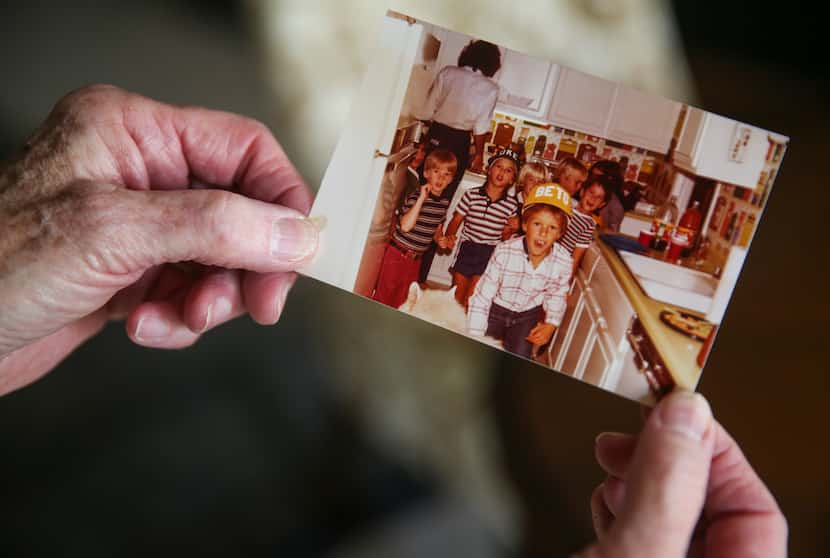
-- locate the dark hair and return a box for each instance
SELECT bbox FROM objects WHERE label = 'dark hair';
[457,40,501,77]
[589,160,623,196]
[522,204,569,236]
[582,174,616,203]
[424,148,458,174]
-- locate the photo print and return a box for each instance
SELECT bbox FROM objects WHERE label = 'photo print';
[302,11,789,405]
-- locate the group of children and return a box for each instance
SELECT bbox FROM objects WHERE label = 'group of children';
[372,144,616,360]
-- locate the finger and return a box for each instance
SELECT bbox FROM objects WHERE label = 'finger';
[106,265,164,319]
[241,271,297,325]
[113,188,318,272]
[127,299,202,349]
[602,476,627,517]
[701,424,788,558]
[110,90,312,212]
[595,432,637,478]
[181,268,244,333]
[599,390,715,558]
[591,483,616,540]
[0,309,108,397]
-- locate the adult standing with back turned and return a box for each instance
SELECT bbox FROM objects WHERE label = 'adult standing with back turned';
[415,39,502,282]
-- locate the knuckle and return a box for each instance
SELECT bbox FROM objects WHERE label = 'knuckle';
[200,190,237,252]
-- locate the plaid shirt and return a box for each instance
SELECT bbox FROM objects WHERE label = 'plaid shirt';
[467,237,573,336]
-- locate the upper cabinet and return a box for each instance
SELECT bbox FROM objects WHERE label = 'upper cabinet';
[674,107,769,188]
[546,67,616,137]
[605,86,681,154]
[494,49,558,120]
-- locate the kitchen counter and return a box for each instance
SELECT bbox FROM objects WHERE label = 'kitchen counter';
[596,238,704,390]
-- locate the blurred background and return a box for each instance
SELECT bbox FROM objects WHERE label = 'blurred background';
[0,1,826,556]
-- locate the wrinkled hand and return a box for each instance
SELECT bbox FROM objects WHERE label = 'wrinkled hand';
[575,391,787,558]
[0,85,318,396]
[525,321,555,346]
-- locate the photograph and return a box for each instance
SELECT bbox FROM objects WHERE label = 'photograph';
[303,10,789,405]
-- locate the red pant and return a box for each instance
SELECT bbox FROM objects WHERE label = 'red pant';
[372,242,422,309]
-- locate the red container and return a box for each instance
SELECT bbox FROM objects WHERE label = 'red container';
[638,229,655,248]
[667,235,689,261]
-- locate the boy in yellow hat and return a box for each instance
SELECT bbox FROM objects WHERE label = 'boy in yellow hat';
[466,183,573,358]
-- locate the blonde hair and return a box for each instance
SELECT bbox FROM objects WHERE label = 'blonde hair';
[554,156,587,180]
[424,148,458,174]
[518,162,548,187]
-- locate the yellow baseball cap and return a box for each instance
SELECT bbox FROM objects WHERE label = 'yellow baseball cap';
[522,182,573,216]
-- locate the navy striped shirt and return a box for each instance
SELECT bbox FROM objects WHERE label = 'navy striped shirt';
[456,186,519,245]
[557,207,596,255]
[392,190,450,253]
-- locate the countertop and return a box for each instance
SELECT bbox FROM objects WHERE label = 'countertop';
[596,238,704,390]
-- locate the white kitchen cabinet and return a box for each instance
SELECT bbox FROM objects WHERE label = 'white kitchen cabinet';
[605,85,681,154]
[673,107,769,189]
[433,28,470,74]
[546,67,616,137]
[495,50,558,120]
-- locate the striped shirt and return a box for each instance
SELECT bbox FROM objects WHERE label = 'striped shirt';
[558,207,596,255]
[467,237,573,335]
[456,187,520,245]
[392,190,450,253]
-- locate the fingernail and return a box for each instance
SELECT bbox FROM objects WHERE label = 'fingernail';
[272,281,290,324]
[271,218,318,262]
[135,315,170,341]
[202,297,232,332]
[658,391,711,442]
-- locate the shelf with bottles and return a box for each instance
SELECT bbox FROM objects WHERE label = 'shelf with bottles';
[754,135,788,207]
[488,111,661,186]
[706,183,759,252]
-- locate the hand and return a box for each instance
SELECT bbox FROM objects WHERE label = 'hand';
[575,391,787,558]
[525,322,555,345]
[0,85,318,396]
[419,184,430,199]
[470,153,484,174]
[445,234,457,249]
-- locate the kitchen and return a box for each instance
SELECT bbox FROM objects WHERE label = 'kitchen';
[308,14,788,404]
[392,22,786,403]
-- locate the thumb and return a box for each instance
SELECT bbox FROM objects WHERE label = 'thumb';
[603,391,715,558]
[123,188,318,272]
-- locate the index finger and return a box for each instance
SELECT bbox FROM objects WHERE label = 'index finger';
[83,86,312,213]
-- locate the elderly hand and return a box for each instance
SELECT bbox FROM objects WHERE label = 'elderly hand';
[575,391,787,557]
[0,85,318,396]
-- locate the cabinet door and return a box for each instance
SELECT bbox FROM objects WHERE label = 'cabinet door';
[558,288,596,377]
[695,114,769,189]
[305,18,423,290]
[548,275,583,370]
[605,85,681,153]
[581,331,613,387]
[546,67,616,137]
[495,50,557,119]
[433,28,471,74]
[673,106,705,171]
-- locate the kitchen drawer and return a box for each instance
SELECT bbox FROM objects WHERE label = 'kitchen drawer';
[585,259,634,345]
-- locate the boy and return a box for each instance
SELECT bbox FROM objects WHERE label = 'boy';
[467,183,573,359]
[554,156,588,196]
[502,161,549,239]
[443,148,521,307]
[372,149,457,308]
[558,174,613,277]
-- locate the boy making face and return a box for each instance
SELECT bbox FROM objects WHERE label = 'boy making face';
[372,149,457,309]
[467,183,573,358]
[443,148,521,308]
